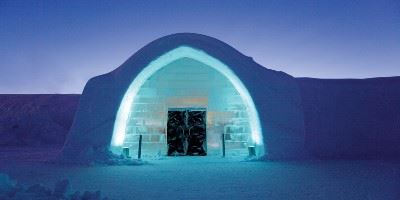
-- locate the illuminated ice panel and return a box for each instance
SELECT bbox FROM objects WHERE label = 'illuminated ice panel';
[123,57,252,157]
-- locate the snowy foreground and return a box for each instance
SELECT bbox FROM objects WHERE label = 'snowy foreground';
[0,147,399,200]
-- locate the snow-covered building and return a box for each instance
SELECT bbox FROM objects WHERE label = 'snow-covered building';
[60,33,308,162]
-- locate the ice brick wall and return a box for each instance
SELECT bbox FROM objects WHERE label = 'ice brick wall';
[124,58,251,157]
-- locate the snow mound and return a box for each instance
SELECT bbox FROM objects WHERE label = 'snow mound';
[0,94,79,146]
[298,77,400,159]
[53,146,147,166]
[0,173,109,200]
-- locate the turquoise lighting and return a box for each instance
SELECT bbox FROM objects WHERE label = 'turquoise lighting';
[111,46,264,153]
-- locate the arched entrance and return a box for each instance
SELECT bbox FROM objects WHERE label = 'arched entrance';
[110,46,263,157]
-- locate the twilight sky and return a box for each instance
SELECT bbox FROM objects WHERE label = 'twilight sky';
[0,0,399,94]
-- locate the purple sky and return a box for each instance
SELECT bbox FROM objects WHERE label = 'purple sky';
[1,0,399,94]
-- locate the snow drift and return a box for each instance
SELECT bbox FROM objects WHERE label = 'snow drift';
[298,77,400,159]
[0,94,79,147]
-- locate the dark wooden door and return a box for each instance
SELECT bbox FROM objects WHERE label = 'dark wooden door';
[167,109,206,156]
[186,110,206,156]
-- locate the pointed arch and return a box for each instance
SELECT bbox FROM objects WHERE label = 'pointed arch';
[111,46,264,155]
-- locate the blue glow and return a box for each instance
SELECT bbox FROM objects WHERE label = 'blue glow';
[111,46,263,154]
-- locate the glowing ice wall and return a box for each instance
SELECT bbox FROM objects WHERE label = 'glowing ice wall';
[111,46,263,157]
[123,58,252,156]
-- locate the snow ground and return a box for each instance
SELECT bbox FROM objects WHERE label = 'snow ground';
[0,147,399,200]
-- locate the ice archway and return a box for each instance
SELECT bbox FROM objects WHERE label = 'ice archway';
[110,46,264,156]
[60,33,308,162]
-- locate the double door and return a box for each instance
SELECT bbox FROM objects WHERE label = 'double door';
[167,108,206,156]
